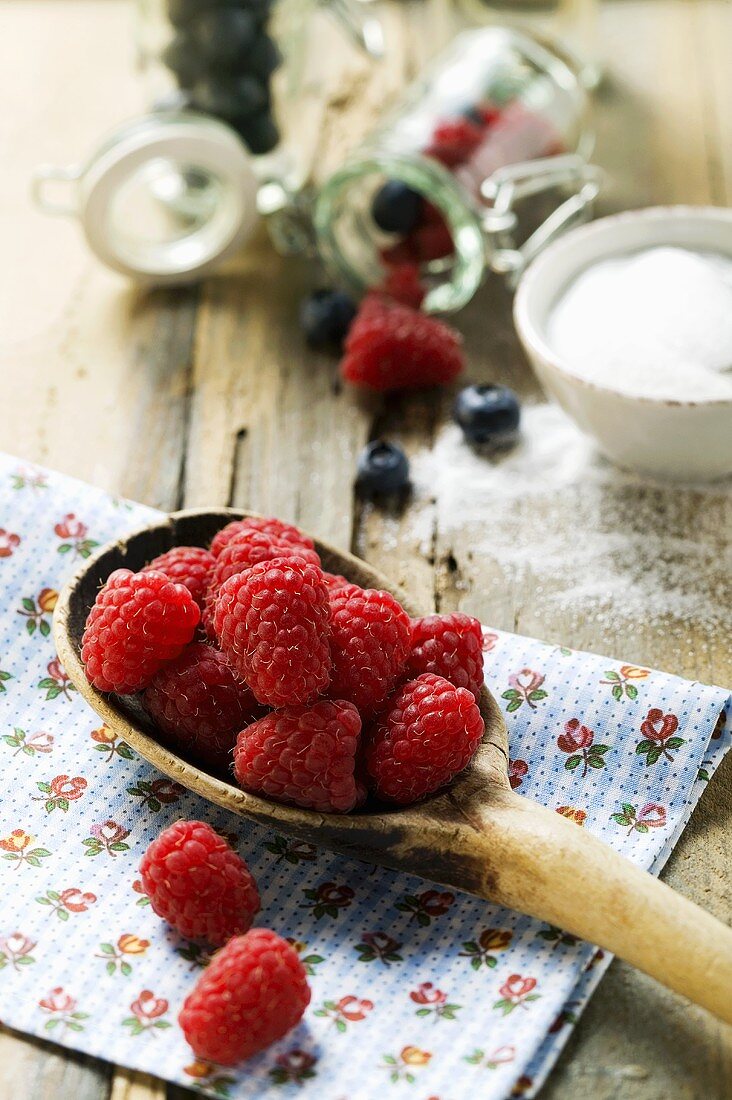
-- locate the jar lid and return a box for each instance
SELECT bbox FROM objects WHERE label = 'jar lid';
[32,113,260,283]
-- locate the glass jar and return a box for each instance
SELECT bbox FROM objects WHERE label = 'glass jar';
[32,25,599,294]
[314,26,600,312]
[32,0,383,282]
[457,0,603,95]
[136,0,384,157]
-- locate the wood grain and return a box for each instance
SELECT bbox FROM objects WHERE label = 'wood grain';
[1,0,731,1096]
[108,1070,166,1100]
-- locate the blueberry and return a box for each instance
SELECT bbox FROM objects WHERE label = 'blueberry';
[244,0,275,20]
[355,441,410,497]
[462,105,484,126]
[191,75,269,120]
[162,33,207,88]
[300,289,356,348]
[243,33,281,80]
[230,76,270,117]
[236,111,280,154]
[192,9,257,65]
[371,180,423,234]
[453,384,521,445]
[167,0,225,28]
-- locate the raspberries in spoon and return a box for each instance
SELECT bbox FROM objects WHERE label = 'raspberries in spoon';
[81,514,485,813]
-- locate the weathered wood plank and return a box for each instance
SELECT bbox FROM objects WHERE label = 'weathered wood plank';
[183,242,373,548]
[109,1070,166,1100]
[1,0,731,1098]
[355,3,732,1100]
[0,3,195,1097]
[0,1029,111,1100]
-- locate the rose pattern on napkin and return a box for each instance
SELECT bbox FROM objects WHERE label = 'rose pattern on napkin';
[0,452,729,1100]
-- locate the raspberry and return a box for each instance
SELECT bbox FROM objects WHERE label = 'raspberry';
[411,219,454,262]
[477,104,501,127]
[380,238,420,267]
[143,546,214,609]
[143,643,262,773]
[378,202,454,270]
[81,569,200,693]
[406,613,484,700]
[210,516,315,559]
[140,820,260,946]
[203,531,321,639]
[421,199,449,225]
[364,673,483,804]
[322,571,354,592]
[329,586,411,715]
[340,295,464,392]
[234,699,362,812]
[211,531,321,590]
[377,263,426,308]
[179,930,310,1065]
[426,118,483,167]
[214,557,331,706]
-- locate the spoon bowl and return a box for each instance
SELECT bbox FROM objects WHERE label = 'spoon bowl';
[54,508,732,1024]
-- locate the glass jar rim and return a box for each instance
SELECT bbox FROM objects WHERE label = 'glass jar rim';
[314,152,486,313]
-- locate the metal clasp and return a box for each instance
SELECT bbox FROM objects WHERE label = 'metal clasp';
[481,154,603,286]
[31,163,83,216]
[258,179,319,257]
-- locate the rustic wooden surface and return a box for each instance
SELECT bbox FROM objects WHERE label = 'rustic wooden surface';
[1,0,731,1098]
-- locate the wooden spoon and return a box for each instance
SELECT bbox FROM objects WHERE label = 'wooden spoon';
[54,508,732,1024]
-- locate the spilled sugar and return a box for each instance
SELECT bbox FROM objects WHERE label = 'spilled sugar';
[408,404,732,634]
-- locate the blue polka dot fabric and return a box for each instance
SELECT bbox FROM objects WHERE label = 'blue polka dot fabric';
[0,452,728,1100]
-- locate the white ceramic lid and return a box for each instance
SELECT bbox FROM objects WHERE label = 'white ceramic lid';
[34,113,260,283]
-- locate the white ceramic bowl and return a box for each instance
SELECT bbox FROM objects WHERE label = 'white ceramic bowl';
[513,206,732,481]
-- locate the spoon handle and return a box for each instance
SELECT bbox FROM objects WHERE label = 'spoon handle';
[472,790,732,1022]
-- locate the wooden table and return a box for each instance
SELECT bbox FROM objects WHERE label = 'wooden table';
[2,1,731,1097]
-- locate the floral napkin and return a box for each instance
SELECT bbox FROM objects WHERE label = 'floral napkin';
[0,452,729,1100]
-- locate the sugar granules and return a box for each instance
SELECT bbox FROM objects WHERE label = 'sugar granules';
[408,404,732,640]
[547,247,732,401]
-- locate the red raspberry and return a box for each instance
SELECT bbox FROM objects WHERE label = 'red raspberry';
[210,516,315,559]
[140,820,260,946]
[234,699,362,812]
[426,118,483,167]
[81,569,200,693]
[340,295,464,392]
[377,263,426,308]
[406,613,484,700]
[477,104,501,127]
[143,643,262,773]
[211,531,321,591]
[380,238,420,267]
[322,571,353,592]
[203,531,321,639]
[421,199,449,225]
[214,557,331,706]
[329,586,411,715]
[364,673,483,804]
[179,930,310,1064]
[411,219,454,262]
[143,546,214,609]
